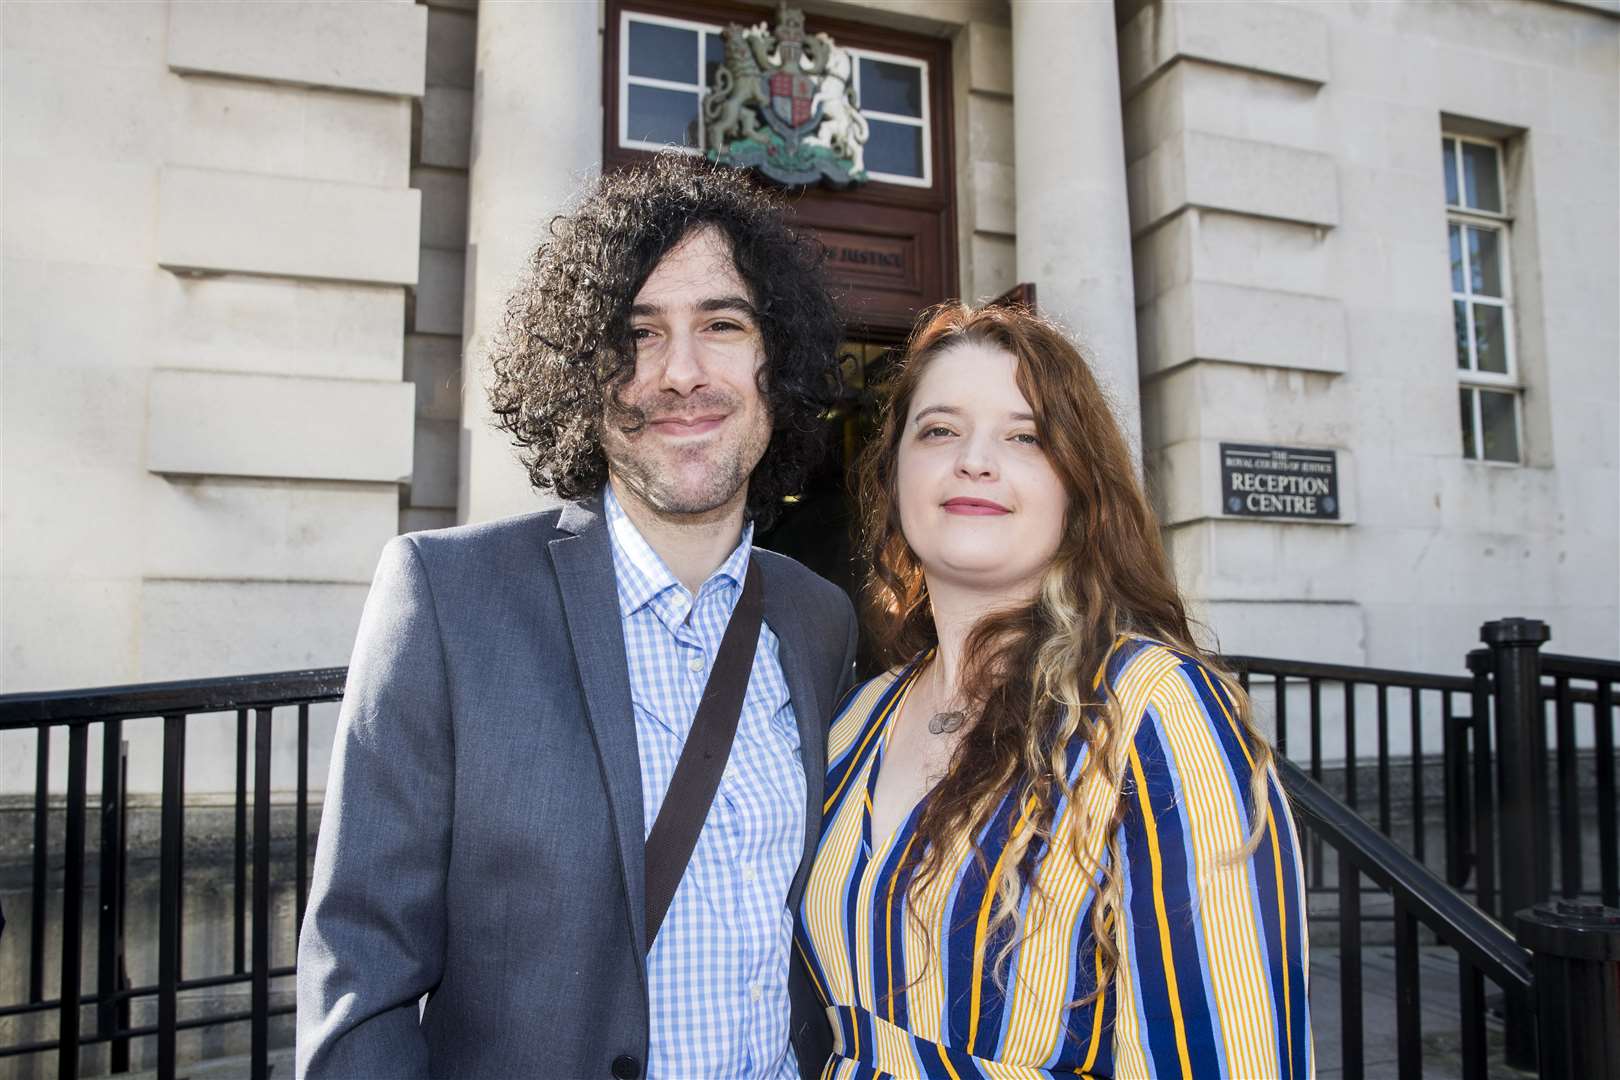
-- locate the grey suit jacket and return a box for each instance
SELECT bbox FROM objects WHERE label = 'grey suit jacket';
[296,498,857,1079]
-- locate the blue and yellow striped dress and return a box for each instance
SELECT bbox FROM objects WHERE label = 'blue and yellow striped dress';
[796,638,1312,1079]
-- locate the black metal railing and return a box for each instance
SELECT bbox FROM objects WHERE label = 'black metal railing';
[1,619,1616,1079]
[1226,653,1477,900]
[1276,756,1535,1080]
[0,669,344,1080]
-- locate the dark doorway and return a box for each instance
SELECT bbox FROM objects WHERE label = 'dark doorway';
[756,337,901,610]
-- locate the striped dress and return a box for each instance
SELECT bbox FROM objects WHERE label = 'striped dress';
[795,637,1313,1079]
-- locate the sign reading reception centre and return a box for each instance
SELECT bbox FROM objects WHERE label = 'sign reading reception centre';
[1220,443,1340,520]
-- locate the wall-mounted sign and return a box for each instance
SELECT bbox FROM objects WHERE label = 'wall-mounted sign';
[702,4,868,188]
[1220,443,1340,520]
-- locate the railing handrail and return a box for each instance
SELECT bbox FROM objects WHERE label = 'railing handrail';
[0,667,347,729]
[1540,652,1620,681]
[1225,654,1476,694]
[1276,756,1533,995]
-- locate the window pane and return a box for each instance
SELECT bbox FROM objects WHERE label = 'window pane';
[866,117,923,178]
[1443,138,1459,205]
[1449,223,1464,293]
[1459,388,1478,459]
[1461,141,1503,213]
[703,32,724,90]
[859,58,923,117]
[1454,300,1471,370]
[1467,226,1503,297]
[626,85,700,147]
[1472,303,1508,374]
[628,20,698,84]
[1479,389,1520,463]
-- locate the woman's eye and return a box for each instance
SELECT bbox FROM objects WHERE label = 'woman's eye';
[632,327,657,342]
[919,425,955,439]
[1011,432,1041,446]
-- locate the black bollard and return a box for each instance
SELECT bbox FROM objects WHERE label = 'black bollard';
[1515,900,1620,1080]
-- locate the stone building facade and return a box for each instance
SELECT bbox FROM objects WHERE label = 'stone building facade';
[2,0,1616,798]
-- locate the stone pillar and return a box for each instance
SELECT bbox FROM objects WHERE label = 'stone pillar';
[1011,0,1141,458]
[460,0,601,523]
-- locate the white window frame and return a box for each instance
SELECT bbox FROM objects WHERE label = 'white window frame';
[618,11,716,153]
[617,10,933,187]
[847,48,931,187]
[1445,132,1522,466]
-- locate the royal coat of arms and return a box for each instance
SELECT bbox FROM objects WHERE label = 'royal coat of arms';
[701,4,869,187]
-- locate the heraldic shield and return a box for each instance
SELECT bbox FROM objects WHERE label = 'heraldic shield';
[702,3,869,187]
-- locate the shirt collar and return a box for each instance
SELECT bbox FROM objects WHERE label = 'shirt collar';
[603,484,754,620]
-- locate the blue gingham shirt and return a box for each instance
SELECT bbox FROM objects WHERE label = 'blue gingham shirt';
[605,487,805,1080]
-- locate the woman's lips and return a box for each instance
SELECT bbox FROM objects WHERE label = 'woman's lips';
[942,497,1011,515]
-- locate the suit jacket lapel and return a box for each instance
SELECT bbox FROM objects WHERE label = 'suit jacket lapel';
[760,559,827,892]
[548,498,648,952]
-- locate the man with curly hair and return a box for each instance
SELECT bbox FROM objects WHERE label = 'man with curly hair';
[297,156,857,1080]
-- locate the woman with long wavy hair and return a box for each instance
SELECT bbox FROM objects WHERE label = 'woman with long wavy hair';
[796,303,1312,1079]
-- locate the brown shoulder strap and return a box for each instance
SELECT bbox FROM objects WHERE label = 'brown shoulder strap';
[643,560,765,952]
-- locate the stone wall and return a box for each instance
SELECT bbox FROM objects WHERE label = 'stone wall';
[1124,0,1619,670]
[2,0,428,795]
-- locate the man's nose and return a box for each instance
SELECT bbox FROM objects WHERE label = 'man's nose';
[660,330,708,396]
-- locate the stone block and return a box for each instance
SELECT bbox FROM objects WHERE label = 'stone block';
[426,7,476,90]
[1125,61,1324,162]
[160,275,405,382]
[966,94,1014,165]
[1149,438,1356,527]
[404,335,463,421]
[966,233,1016,303]
[418,86,473,169]
[1132,209,1331,304]
[0,578,143,692]
[964,21,1012,96]
[1165,517,1360,604]
[139,578,370,681]
[2,0,166,71]
[144,477,400,583]
[412,248,467,337]
[414,167,470,250]
[168,75,412,188]
[1138,280,1347,377]
[971,161,1016,236]
[1139,362,1347,450]
[2,261,161,370]
[157,166,421,285]
[1130,132,1340,235]
[1120,0,1329,98]
[147,369,414,483]
[407,419,460,510]
[2,49,168,165]
[1192,600,1366,667]
[166,0,427,98]
[4,157,157,270]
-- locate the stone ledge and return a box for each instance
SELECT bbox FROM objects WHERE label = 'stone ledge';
[1129,133,1340,235]
[158,166,421,286]
[167,0,427,98]
[1137,280,1348,377]
[147,368,414,483]
[1120,0,1329,97]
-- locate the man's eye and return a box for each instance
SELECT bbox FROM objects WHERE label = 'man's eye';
[707,319,744,333]
[632,327,657,342]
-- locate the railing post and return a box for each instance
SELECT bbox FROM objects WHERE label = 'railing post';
[1481,616,1551,1068]
[1515,901,1620,1080]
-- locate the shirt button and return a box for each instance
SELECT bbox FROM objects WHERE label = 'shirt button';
[687,656,704,673]
[741,863,756,883]
[750,984,763,1003]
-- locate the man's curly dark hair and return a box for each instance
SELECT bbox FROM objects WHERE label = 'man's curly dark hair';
[486,154,844,529]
